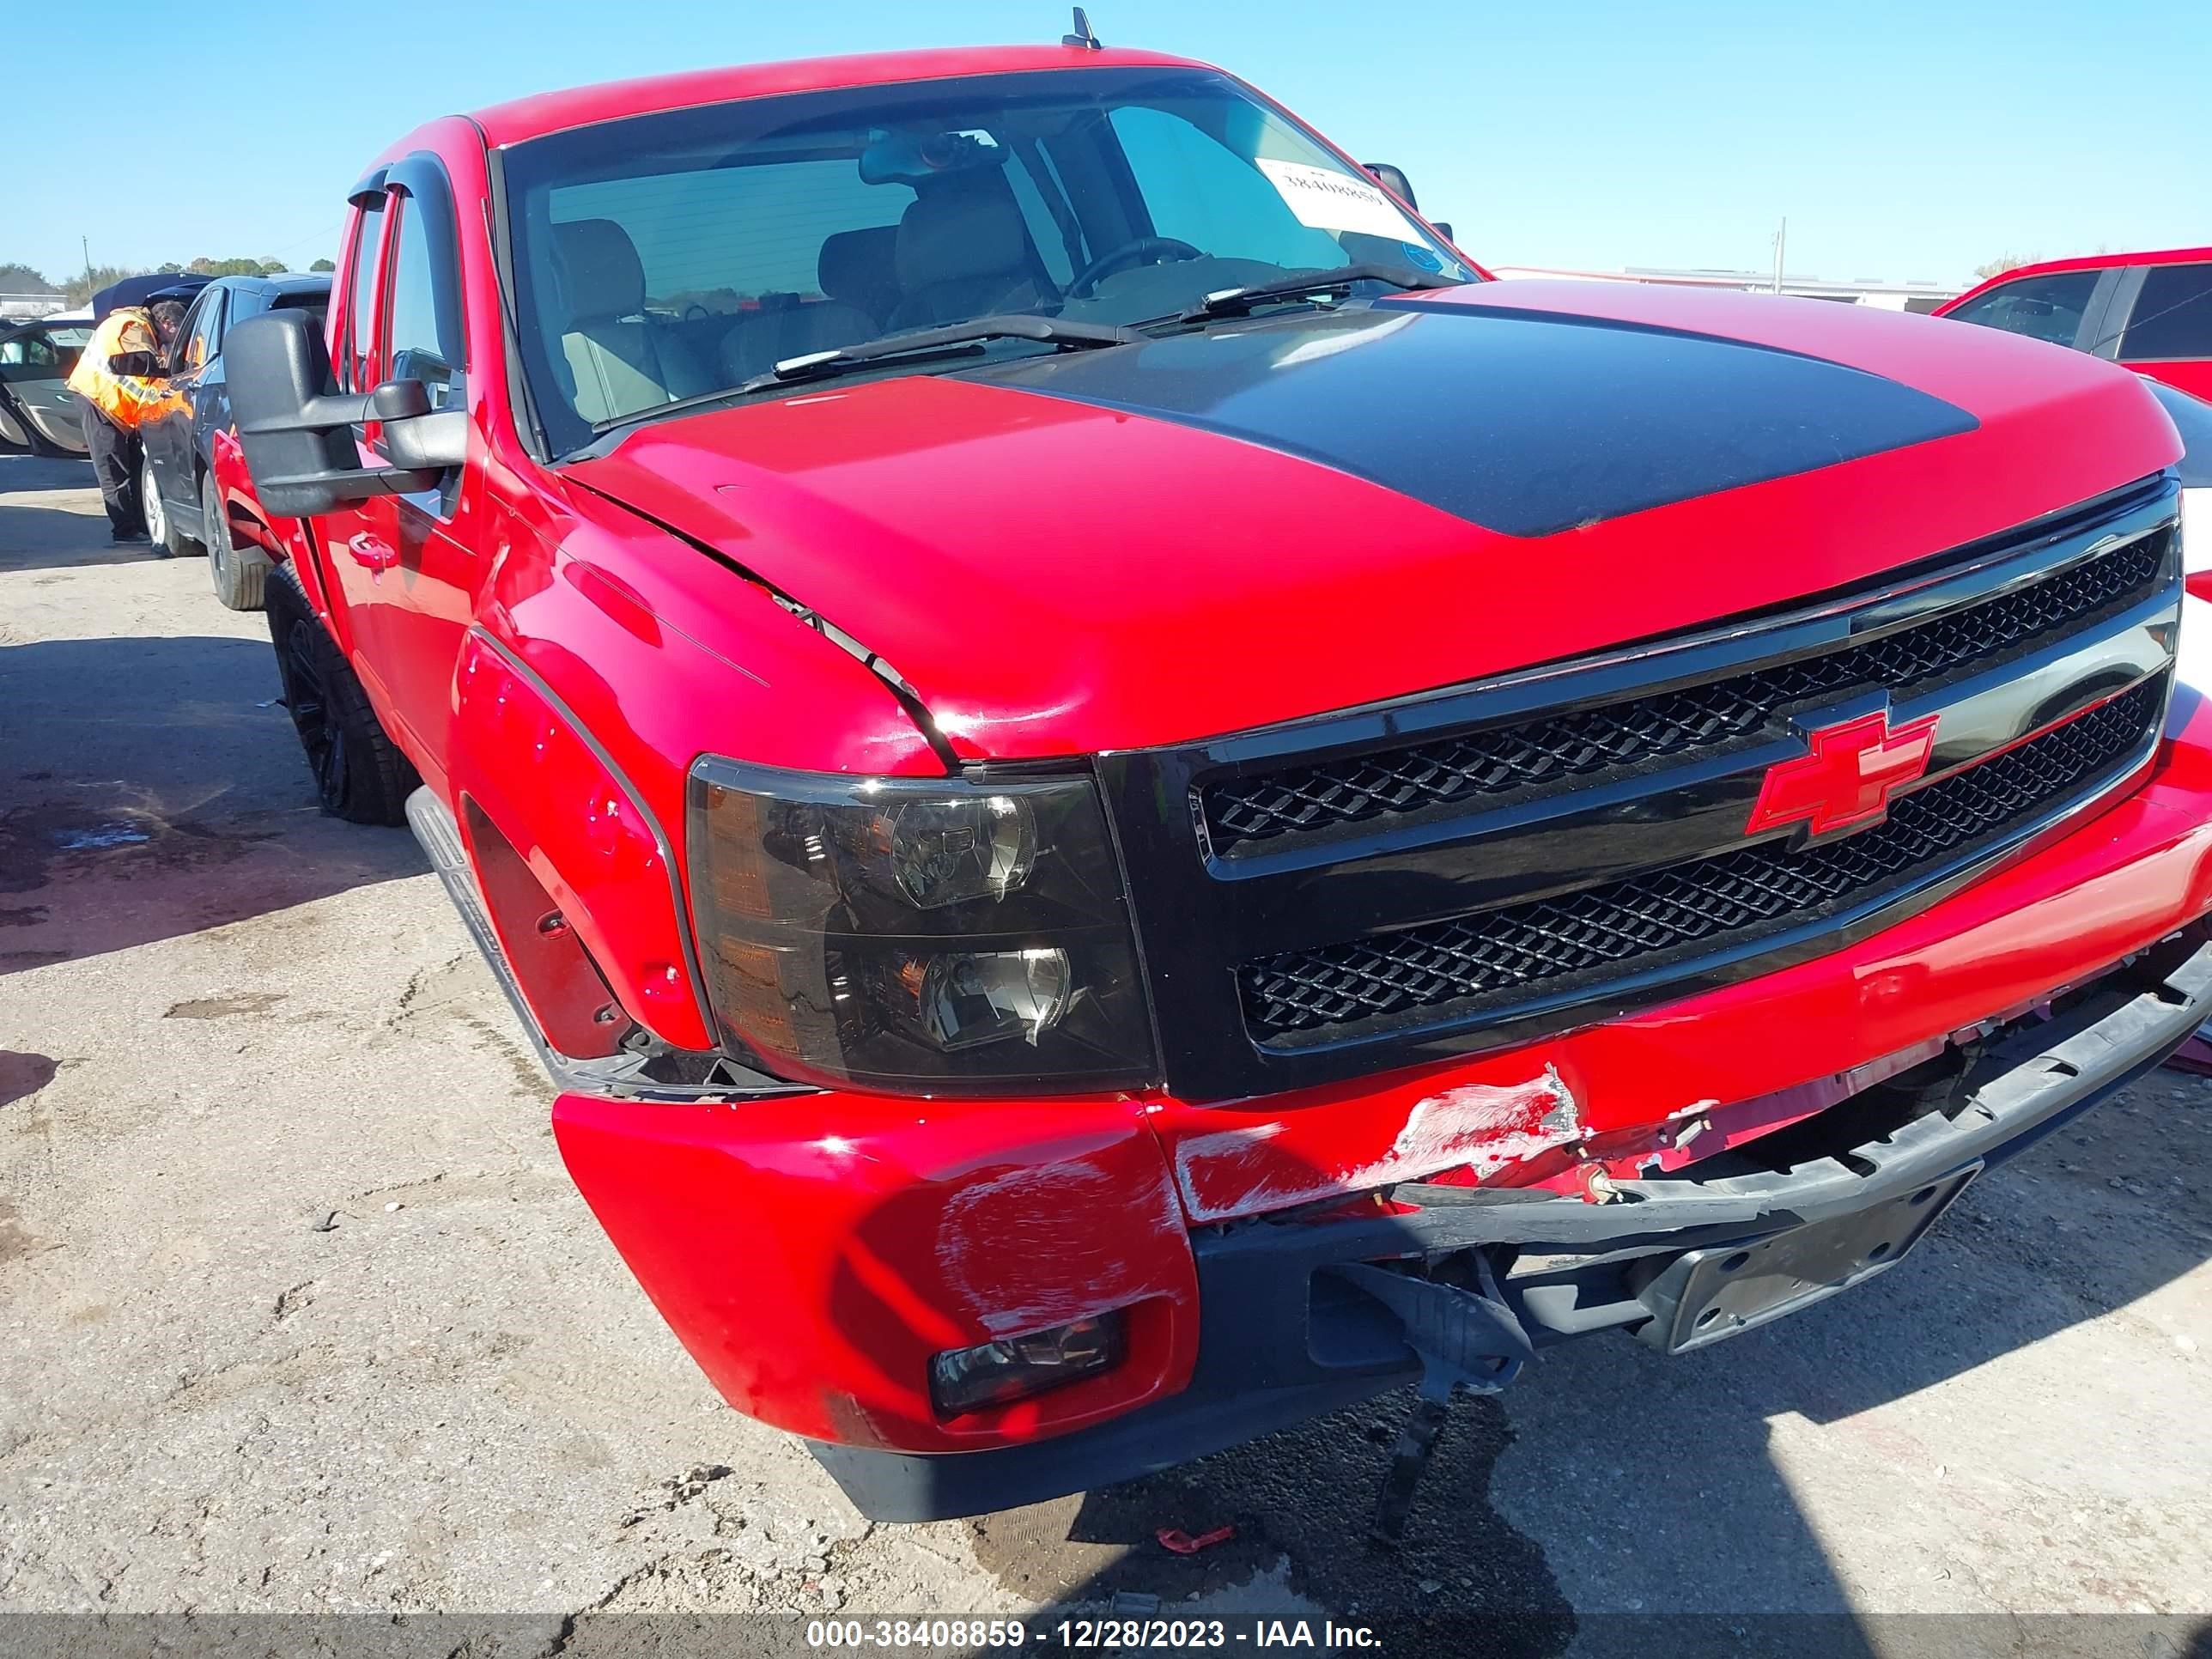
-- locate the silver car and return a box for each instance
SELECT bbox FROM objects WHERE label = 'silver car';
[0,312,94,455]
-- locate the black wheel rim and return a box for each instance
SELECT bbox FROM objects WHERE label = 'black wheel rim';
[282,619,348,807]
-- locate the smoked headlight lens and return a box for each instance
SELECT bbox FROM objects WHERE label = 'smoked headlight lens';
[687,760,1158,1092]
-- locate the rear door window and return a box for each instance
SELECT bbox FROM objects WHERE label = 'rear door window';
[2119,264,2212,362]
[548,158,915,313]
[1944,270,2100,348]
[340,201,386,390]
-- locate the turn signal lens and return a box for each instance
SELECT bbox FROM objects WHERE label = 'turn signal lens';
[688,761,1158,1093]
[929,1311,1125,1417]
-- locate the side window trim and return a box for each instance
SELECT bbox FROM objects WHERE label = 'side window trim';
[2069,268,2124,356]
[196,288,228,367]
[2087,267,2144,360]
[381,152,470,389]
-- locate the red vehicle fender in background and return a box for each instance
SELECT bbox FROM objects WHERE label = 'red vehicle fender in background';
[551,1090,1198,1450]
[208,428,291,559]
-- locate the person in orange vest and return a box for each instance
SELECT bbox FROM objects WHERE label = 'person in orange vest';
[67,301,185,541]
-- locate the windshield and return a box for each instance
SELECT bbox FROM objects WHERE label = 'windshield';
[502,66,1472,454]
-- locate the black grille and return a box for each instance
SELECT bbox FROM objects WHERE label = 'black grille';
[1206,532,2167,848]
[1239,679,2162,1039]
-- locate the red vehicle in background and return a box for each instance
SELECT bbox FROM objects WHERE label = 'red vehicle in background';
[1936,246,2212,400]
[220,36,2212,1528]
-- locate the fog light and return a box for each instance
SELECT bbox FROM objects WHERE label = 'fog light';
[928,1310,1125,1417]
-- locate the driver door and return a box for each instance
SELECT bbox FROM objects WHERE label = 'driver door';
[339,167,477,794]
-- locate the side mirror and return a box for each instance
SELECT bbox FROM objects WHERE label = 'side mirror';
[1431,222,1455,245]
[109,350,165,379]
[226,309,466,518]
[1363,162,1418,211]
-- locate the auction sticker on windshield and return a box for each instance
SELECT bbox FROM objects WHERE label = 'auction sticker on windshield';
[1256,158,1419,240]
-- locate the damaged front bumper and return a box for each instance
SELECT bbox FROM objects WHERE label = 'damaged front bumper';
[813,929,2212,1521]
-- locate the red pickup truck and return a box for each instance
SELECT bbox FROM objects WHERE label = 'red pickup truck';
[224,39,2212,1526]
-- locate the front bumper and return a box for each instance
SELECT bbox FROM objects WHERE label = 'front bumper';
[553,653,2212,1516]
[811,930,2212,1519]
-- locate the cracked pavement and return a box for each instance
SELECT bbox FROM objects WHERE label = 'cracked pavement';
[4,450,2212,1650]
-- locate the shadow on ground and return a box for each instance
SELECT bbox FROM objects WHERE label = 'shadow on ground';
[960,1077,2212,1656]
[0,452,158,574]
[0,633,423,972]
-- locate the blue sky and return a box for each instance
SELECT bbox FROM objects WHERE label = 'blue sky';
[13,0,2207,289]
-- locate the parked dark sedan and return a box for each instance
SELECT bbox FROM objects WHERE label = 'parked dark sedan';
[139,272,331,608]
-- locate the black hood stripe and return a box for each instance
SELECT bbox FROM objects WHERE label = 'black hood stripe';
[974,301,1978,538]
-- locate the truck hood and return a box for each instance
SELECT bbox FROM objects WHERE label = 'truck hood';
[568,279,2180,760]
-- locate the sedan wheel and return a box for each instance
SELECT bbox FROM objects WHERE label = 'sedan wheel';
[143,455,201,558]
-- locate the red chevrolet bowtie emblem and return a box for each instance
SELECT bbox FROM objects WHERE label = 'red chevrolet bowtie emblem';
[1745,708,1941,838]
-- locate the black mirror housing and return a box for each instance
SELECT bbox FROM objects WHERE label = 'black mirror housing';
[109,350,165,379]
[226,310,460,518]
[1363,161,1418,211]
[1431,222,1455,245]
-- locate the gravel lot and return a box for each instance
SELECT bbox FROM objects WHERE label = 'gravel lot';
[4,448,2212,1653]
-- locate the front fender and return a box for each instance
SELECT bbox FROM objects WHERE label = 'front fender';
[448,631,717,1051]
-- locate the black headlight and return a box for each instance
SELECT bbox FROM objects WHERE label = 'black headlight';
[687,759,1159,1093]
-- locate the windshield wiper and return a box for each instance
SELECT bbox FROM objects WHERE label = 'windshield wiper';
[733,314,1138,394]
[1169,263,1463,325]
[585,315,1140,442]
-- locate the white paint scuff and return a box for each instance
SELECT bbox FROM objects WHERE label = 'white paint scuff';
[1175,1065,1580,1224]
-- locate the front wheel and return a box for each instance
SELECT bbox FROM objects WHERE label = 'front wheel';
[204,471,266,610]
[264,559,418,824]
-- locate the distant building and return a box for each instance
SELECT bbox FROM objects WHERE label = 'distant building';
[0,293,69,320]
[1488,264,1960,313]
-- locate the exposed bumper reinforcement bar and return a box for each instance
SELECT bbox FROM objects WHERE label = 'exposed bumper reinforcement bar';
[814,929,2212,1522]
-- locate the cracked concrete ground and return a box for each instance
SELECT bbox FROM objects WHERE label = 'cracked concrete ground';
[3,450,2211,1652]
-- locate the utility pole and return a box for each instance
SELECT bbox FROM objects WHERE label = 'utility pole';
[81,235,92,298]
[1771,217,1787,295]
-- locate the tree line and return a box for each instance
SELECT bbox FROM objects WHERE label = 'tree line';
[1,256,337,307]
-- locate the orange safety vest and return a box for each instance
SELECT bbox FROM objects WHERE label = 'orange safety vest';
[65,308,163,428]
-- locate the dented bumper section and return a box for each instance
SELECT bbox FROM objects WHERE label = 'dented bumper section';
[816,929,2212,1521]
[557,666,2212,1522]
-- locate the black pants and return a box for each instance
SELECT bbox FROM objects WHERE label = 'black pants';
[76,393,143,538]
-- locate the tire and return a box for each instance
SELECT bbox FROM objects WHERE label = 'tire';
[264,558,418,824]
[203,471,266,610]
[143,454,202,558]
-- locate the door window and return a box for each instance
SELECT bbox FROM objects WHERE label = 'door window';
[180,288,224,371]
[1943,270,2100,348]
[2119,264,2212,362]
[0,334,58,367]
[381,194,466,409]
